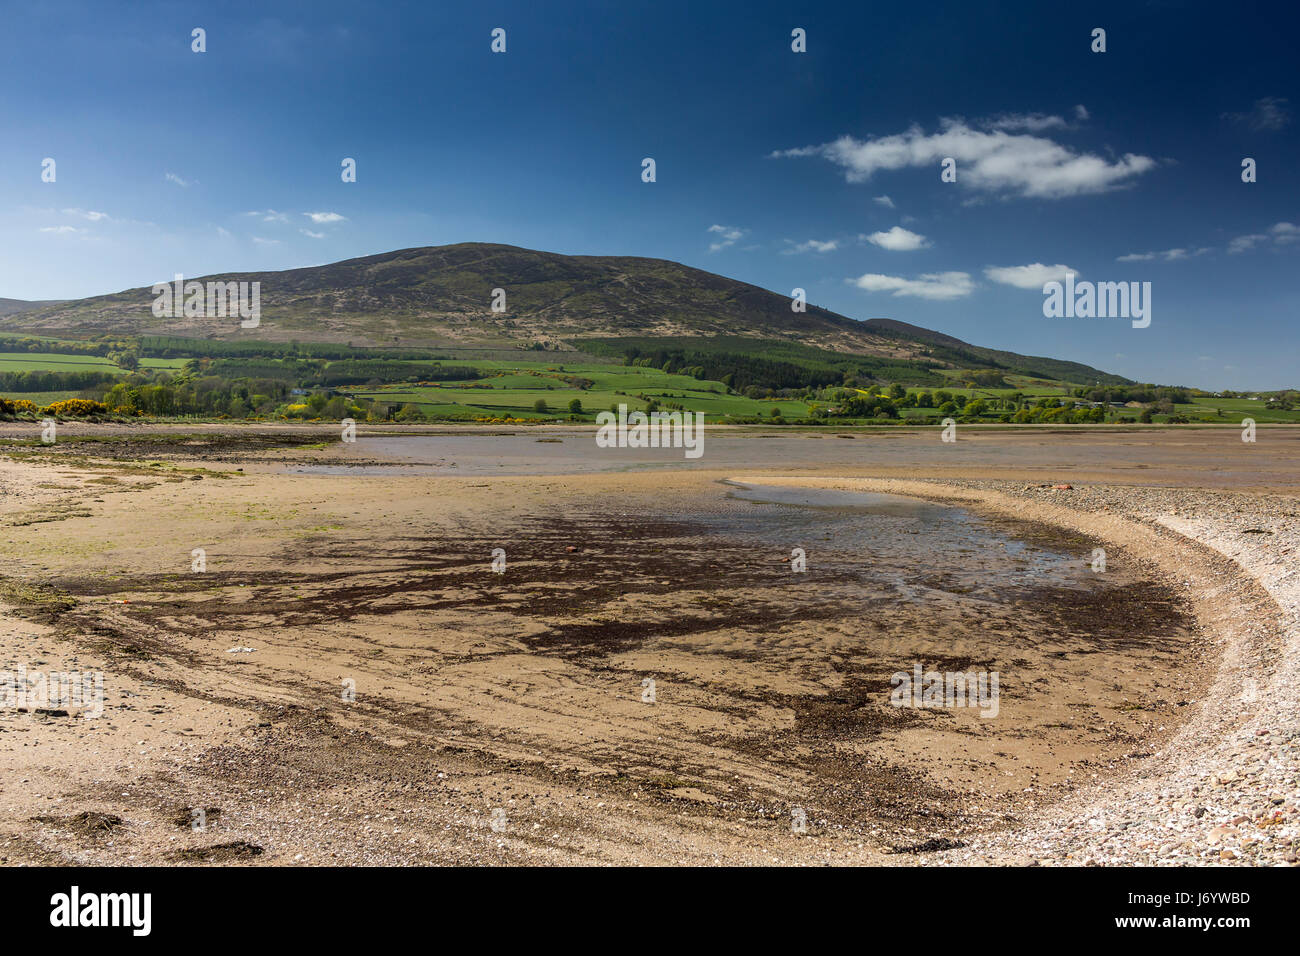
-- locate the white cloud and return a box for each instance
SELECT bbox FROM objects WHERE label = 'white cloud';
[39,225,86,235]
[1116,247,1210,262]
[252,237,281,246]
[984,263,1078,289]
[165,172,190,187]
[864,226,929,251]
[782,238,838,254]
[773,118,1156,199]
[62,208,110,222]
[849,271,974,300]
[984,112,1069,132]
[872,195,895,208]
[1074,104,1090,121]
[300,229,327,239]
[1228,223,1298,254]
[707,223,745,252]
[304,211,347,224]
[49,207,154,229]
[1228,234,1265,254]
[245,209,289,223]
[1269,221,1299,244]
[1222,96,1290,131]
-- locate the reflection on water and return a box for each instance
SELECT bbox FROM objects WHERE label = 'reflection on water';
[717,481,1095,602]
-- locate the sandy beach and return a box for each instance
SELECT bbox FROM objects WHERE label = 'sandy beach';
[1,425,1296,866]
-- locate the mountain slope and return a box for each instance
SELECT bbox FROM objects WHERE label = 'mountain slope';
[0,242,1127,384]
[0,297,63,318]
[862,318,1125,386]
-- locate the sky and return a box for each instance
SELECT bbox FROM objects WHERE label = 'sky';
[0,0,1296,390]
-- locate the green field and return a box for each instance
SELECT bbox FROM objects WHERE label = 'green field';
[0,352,119,373]
[346,360,813,421]
[1173,397,1300,423]
[1,390,79,405]
[0,352,186,374]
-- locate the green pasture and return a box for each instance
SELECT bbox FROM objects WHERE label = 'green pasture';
[0,352,186,374]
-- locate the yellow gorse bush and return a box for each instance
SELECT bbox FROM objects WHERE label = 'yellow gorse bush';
[0,397,42,415]
[38,399,110,417]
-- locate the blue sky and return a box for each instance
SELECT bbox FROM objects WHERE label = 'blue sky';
[1,0,1296,389]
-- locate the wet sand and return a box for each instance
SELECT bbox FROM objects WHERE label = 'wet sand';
[0,425,1295,865]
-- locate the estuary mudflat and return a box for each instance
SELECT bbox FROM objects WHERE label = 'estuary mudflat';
[1,427,1257,865]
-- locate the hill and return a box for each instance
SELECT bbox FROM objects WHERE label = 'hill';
[0,297,63,318]
[0,243,1128,386]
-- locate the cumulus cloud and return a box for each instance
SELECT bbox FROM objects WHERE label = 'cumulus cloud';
[772,118,1155,199]
[864,226,929,251]
[707,223,745,252]
[782,238,838,254]
[304,211,347,224]
[1222,96,1290,131]
[872,195,895,208]
[39,225,86,235]
[245,209,289,223]
[300,229,327,239]
[984,263,1078,289]
[848,271,974,300]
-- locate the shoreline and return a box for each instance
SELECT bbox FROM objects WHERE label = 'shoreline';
[734,476,1299,865]
[0,434,1296,866]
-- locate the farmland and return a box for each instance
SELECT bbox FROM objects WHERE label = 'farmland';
[346,360,1297,425]
[0,352,187,374]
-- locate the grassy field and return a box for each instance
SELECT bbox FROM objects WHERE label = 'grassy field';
[1,390,79,405]
[0,352,119,373]
[1168,396,1300,422]
[347,360,814,421]
[0,352,187,373]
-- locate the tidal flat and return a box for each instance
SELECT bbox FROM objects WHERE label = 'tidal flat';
[0,424,1294,865]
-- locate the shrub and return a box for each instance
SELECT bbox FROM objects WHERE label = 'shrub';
[0,397,41,416]
[38,399,109,418]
